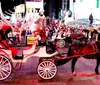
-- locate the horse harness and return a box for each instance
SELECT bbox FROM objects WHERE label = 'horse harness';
[91,43,98,53]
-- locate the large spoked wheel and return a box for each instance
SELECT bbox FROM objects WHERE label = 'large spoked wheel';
[0,55,12,81]
[57,39,66,48]
[37,60,57,80]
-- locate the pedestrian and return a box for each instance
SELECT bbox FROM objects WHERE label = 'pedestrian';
[89,13,93,26]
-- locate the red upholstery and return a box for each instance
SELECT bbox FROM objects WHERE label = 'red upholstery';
[2,25,12,34]
[9,47,17,57]
[0,40,9,48]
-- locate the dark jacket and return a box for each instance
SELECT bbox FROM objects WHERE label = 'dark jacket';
[89,14,93,24]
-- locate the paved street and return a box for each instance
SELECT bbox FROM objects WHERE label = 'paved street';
[0,56,100,85]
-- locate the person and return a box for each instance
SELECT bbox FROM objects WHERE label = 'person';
[89,13,93,26]
[29,9,46,32]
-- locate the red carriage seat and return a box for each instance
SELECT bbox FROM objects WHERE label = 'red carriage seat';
[1,25,12,35]
[0,25,17,57]
[0,25,12,48]
[9,47,17,57]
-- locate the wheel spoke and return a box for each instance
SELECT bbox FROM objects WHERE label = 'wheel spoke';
[41,72,46,78]
[2,67,10,74]
[49,61,53,67]
[1,70,7,77]
[0,55,12,80]
[3,63,10,68]
[48,71,53,77]
[47,68,56,78]
[48,61,51,67]
[39,71,44,76]
[47,72,51,78]
[46,61,49,67]
[50,68,56,74]
[38,69,44,73]
[51,67,56,71]
[41,62,45,67]
[1,60,7,66]
[45,72,48,78]
[39,66,44,71]
[0,57,3,64]
[43,62,47,67]
[45,61,48,66]
[47,61,52,67]
[50,70,56,75]
[0,71,3,79]
[50,63,54,67]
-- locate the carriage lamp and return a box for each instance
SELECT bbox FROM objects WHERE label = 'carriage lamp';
[96,34,98,41]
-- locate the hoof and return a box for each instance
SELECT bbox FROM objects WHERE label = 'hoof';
[71,72,77,76]
[95,71,99,74]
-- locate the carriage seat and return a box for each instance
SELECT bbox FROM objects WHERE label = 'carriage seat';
[9,47,17,57]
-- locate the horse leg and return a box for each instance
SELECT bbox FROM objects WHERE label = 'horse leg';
[71,57,78,73]
[95,58,100,74]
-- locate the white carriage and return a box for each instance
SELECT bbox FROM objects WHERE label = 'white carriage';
[0,26,58,80]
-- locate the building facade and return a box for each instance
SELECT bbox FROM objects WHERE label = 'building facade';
[44,0,70,19]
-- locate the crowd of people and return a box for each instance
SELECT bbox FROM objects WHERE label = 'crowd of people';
[0,2,100,48]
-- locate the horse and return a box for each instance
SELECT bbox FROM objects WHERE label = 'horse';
[54,29,100,75]
[70,28,100,74]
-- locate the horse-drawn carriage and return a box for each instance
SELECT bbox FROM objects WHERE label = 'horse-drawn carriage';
[0,25,59,80]
[0,25,100,81]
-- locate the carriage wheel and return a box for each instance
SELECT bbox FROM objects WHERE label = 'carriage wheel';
[57,39,66,48]
[37,60,57,79]
[0,55,12,81]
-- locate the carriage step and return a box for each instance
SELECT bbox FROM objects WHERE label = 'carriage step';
[14,56,23,60]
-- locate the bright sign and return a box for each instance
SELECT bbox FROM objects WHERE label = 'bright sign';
[26,36,36,45]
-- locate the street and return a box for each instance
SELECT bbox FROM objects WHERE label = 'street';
[0,56,100,85]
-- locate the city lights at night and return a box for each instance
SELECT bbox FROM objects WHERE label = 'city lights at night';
[0,0,100,85]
